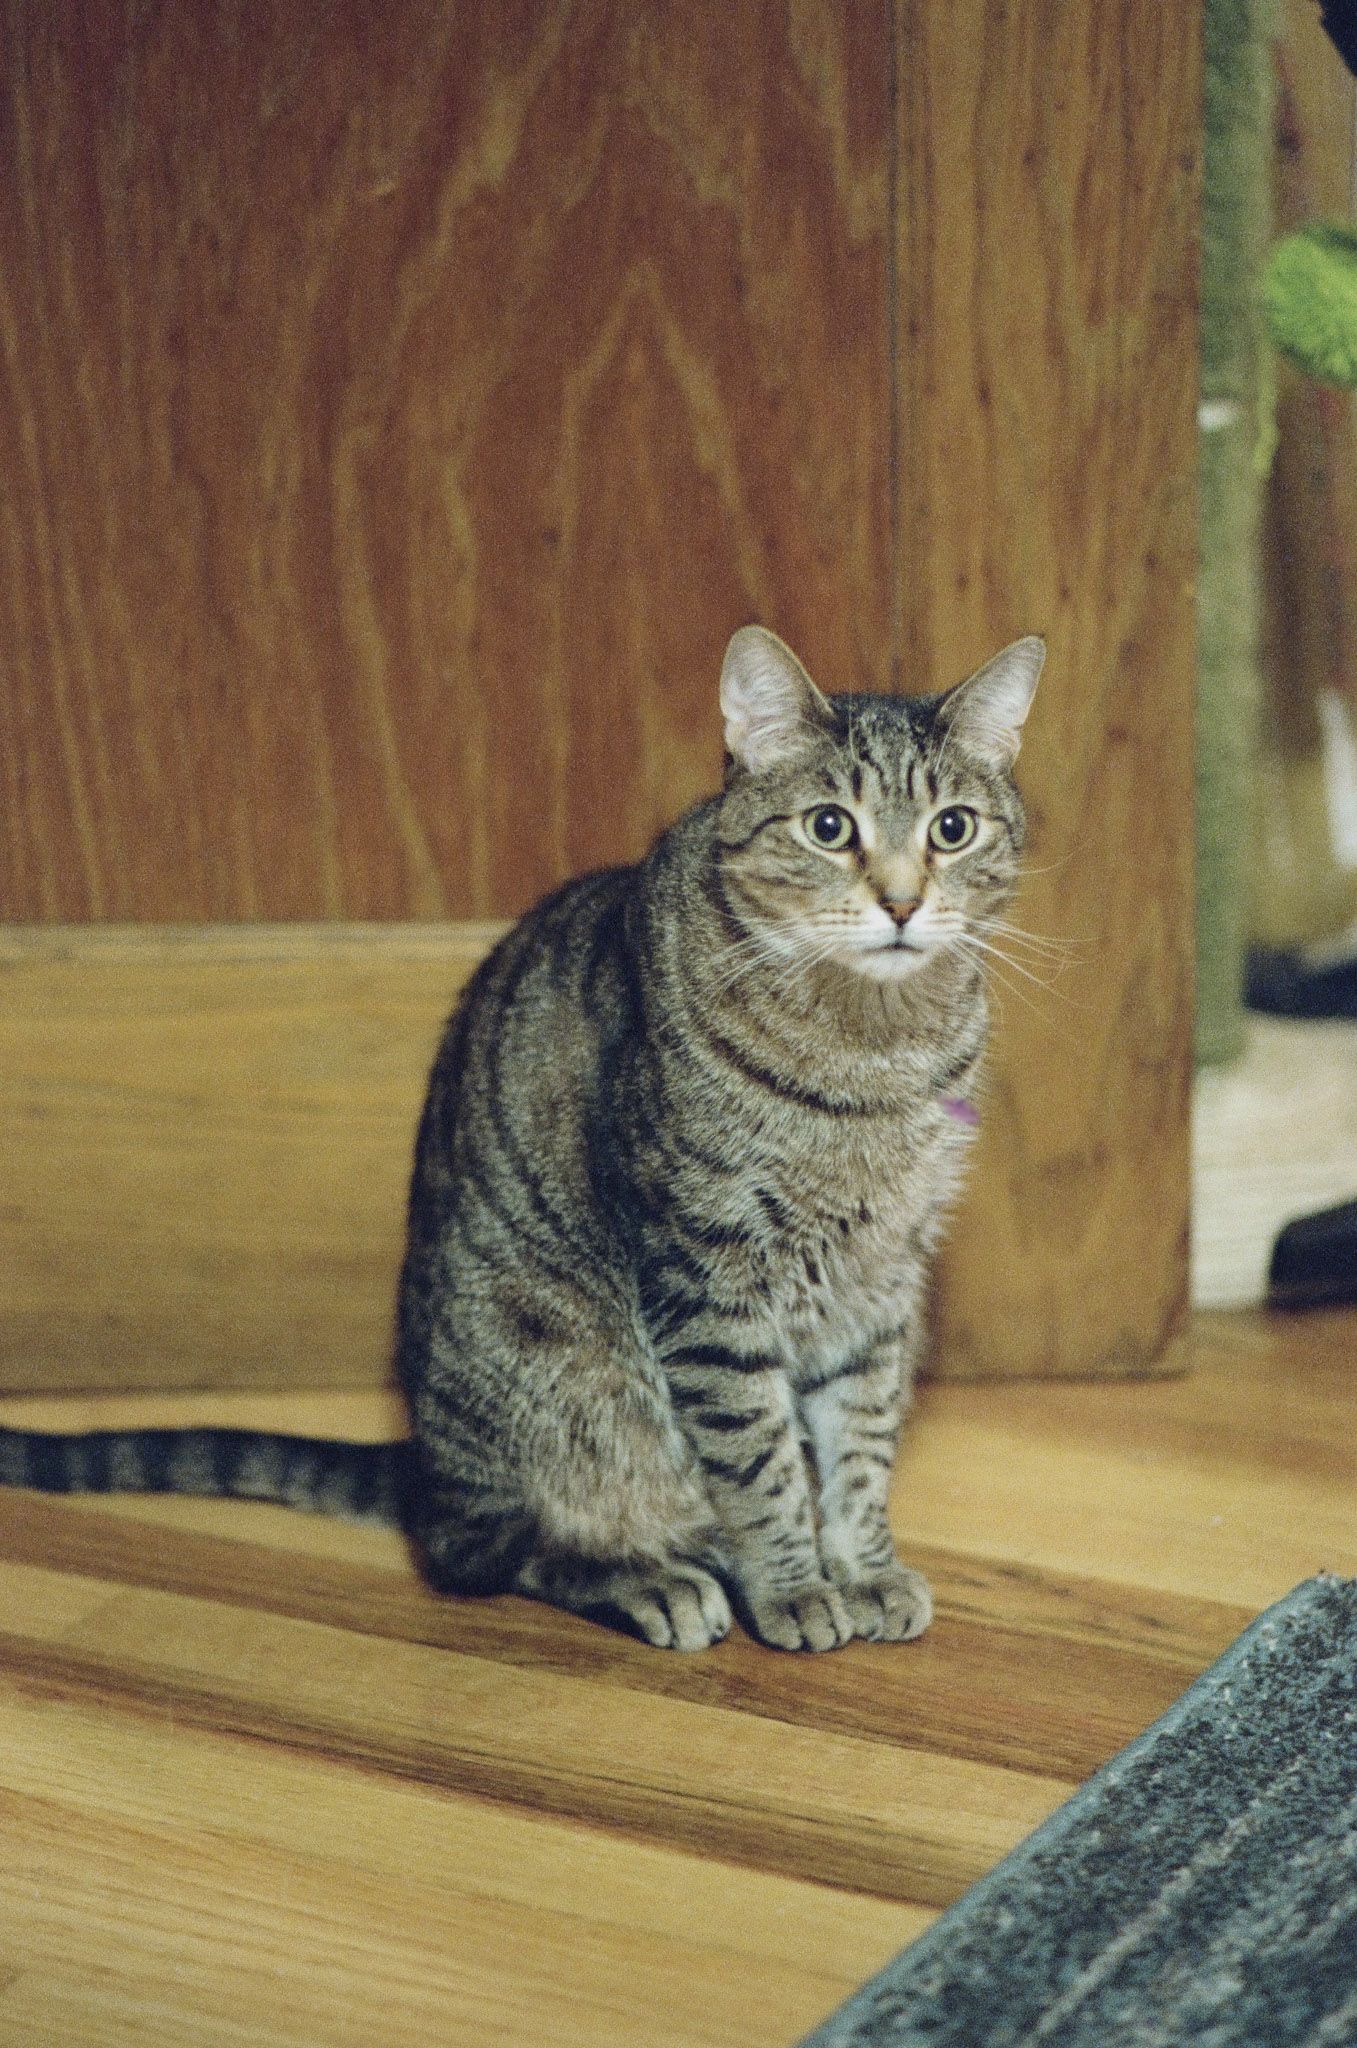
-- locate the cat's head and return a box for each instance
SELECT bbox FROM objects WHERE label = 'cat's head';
[714,626,1043,982]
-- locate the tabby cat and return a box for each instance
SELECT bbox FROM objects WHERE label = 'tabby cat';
[0,626,1042,1653]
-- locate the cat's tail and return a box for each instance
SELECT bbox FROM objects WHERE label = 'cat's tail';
[0,1426,408,1526]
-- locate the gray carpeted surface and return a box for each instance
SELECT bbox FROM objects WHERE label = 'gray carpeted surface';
[801,1575,1357,2047]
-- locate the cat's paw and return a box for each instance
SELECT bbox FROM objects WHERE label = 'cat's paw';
[606,1565,733,1652]
[838,1565,932,1643]
[745,1581,856,1653]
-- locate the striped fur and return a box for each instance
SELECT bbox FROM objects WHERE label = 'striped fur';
[1,628,1043,1654]
[397,628,1043,1649]
[0,1426,405,1523]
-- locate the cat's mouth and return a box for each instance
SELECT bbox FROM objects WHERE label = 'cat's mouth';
[844,935,933,979]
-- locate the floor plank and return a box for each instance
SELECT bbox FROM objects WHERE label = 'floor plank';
[894,1309,1357,1608]
[0,1691,925,2048]
[0,1554,1073,1907]
[0,1489,1248,1785]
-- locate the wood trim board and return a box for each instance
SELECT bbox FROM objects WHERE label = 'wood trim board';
[0,919,1184,1393]
[0,924,497,1393]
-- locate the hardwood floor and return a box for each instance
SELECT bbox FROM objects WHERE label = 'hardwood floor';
[0,1308,1353,2046]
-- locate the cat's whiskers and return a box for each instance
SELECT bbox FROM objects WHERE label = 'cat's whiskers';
[972,915,1080,971]
[1010,849,1078,882]
[4,622,1047,1664]
[972,908,1075,945]
[765,927,859,998]
[737,915,899,1004]
[947,936,1055,1021]
[701,928,791,1003]
[702,916,848,1007]
[946,931,1079,1028]
[955,929,1068,993]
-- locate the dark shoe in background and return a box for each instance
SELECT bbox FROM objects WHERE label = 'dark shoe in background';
[1246,947,1357,1020]
[1268,1198,1357,1308]
[1245,950,1357,1304]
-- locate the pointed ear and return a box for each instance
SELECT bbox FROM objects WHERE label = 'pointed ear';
[719,626,834,773]
[937,636,1045,768]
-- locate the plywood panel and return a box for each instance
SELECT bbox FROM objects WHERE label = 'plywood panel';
[899,0,1200,1376]
[0,1,1198,1386]
[0,0,892,923]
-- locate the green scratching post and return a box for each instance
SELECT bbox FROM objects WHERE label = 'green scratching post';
[1264,221,1357,387]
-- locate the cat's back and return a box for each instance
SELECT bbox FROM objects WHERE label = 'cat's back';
[424,795,725,1136]
[414,863,636,1176]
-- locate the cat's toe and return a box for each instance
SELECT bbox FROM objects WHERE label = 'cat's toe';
[842,1567,932,1642]
[621,1567,733,1652]
[747,1582,855,1653]
[666,1570,734,1651]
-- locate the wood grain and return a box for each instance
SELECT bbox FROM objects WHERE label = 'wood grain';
[0,913,1195,1391]
[0,0,892,924]
[0,1,1199,1383]
[0,1490,1249,1788]
[0,1689,931,2048]
[897,0,1200,1377]
[896,1308,1357,1609]
[0,1554,1075,1909]
[0,923,497,1392]
[0,1306,1351,2043]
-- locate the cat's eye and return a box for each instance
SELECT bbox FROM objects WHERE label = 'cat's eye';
[928,806,978,852]
[804,805,858,851]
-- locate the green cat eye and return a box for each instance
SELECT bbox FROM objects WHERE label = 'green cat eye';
[928,806,978,851]
[805,804,857,851]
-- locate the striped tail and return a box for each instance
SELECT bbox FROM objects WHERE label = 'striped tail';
[0,1426,408,1526]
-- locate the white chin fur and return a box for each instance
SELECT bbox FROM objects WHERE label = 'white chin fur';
[841,943,935,981]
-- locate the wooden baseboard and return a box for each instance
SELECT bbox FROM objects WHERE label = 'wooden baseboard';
[0,922,1185,1394]
[0,925,499,1393]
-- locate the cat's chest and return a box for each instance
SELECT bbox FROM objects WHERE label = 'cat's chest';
[702,1106,973,1367]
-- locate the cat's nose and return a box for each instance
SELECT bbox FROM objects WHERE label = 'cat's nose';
[881,896,922,927]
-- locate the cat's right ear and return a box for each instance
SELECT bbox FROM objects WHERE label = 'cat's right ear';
[936,635,1045,769]
[719,627,833,773]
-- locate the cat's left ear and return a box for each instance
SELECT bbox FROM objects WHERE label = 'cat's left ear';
[720,626,834,772]
[936,636,1045,769]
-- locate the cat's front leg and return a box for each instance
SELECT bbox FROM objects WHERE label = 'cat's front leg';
[664,1344,854,1652]
[799,1335,932,1642]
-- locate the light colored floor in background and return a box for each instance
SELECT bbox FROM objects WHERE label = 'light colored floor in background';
[1193,1015,1357,1309]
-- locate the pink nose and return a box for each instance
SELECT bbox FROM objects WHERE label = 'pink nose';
[881,896,922,927]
